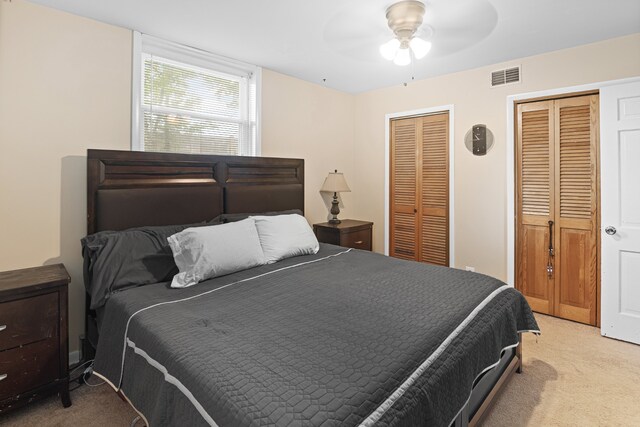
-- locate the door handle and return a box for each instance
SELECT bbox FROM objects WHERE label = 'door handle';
[0,374,7,382]
[548,221,554,257]
[547,220,554,278]
[0,325,6,332]
[605,226,617,235]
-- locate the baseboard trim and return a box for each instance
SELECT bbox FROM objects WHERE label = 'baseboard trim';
[69,350,80,366]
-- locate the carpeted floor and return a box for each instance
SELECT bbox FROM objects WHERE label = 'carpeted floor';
[1,314,639,426]
[482,314,640,427]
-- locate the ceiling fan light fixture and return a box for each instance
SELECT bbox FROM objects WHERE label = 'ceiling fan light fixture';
[409,37,431,59]
[379,38,400,61]
[380,1,431,66]
[393,48,411,66]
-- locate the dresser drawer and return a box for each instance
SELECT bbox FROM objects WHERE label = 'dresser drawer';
[341,229,372,251]
[0,293,58,352]
[0,339,59,401]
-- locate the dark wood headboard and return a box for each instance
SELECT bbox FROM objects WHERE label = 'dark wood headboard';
[87,149,304,234]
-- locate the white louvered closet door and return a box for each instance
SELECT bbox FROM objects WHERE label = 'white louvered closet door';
[390,113,449,266]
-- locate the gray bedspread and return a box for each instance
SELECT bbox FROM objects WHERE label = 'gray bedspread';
[94,244,538,427]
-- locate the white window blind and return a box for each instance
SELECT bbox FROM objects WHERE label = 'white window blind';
[133,33,260,156]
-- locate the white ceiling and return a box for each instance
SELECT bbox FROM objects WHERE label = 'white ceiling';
[28,0,640,93]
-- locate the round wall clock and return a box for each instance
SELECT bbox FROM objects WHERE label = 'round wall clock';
[464,124,494,156]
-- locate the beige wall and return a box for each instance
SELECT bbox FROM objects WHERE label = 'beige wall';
[261,69,356,225]
[0,1,132,355]
[351,33,640,280]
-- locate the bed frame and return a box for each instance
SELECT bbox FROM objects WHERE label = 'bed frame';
[85,149,521,427]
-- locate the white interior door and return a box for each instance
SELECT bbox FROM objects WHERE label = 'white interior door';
[601,80,640,344]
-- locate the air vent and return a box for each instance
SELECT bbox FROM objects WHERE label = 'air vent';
[491,66,521,87]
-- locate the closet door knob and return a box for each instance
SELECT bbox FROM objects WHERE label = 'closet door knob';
[605,226,617,235]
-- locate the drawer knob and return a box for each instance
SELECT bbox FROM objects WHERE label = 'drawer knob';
[354,240,363,244]
[0,325,5,332]
[0,374,6,382]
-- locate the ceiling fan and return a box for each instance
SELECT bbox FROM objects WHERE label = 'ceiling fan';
[322,0,497,67]
[379,1,432,66]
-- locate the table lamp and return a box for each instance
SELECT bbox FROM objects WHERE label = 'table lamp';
[320,170,351,224]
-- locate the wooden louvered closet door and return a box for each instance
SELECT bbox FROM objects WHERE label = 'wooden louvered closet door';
[516,101,555,315]
[516,94,599,325]
[421,114,449,265]
[390,113,449,266]
[390,118,419,260]
[553,96,599,324]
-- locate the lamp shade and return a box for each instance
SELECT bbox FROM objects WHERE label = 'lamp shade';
[320,170,351,193]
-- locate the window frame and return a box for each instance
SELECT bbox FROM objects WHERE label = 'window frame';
[131,32,261,156]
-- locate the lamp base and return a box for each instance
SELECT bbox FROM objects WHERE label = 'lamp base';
[329,192,341,224]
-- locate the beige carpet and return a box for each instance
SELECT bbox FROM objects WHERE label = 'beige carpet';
[2,314,639,426]
[482,314,640,427]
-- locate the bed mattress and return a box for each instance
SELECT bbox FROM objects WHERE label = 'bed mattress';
[93,244,538,426]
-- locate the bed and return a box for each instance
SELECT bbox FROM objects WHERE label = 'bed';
[83,149,538,427]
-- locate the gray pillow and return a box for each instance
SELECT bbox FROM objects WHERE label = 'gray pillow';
[81,217,222,309]
[221,209,303,223]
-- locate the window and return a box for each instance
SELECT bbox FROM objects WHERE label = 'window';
[132,33,260,156]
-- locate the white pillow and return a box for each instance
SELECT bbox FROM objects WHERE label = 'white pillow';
[252,214,319,263]
[167,218,266,288]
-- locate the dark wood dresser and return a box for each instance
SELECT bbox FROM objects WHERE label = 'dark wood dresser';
[0,264,71,413]
[313,220,373,251]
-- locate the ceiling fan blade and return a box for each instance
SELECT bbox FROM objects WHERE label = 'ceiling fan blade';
[424,0,498,57]
[322,0,395,61]
[324,26,391,61]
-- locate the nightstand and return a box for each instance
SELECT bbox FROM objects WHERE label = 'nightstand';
[313,220,373,251]
[0,264,71,413]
